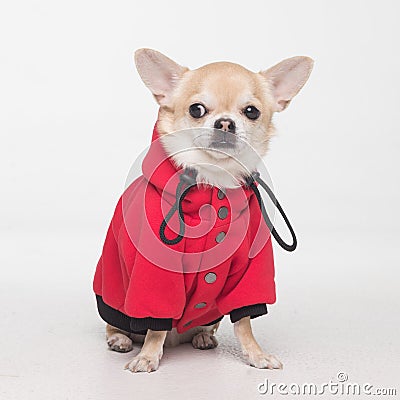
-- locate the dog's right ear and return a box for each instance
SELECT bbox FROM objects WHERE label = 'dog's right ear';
[260,56,314,112]
[134,48,188,107]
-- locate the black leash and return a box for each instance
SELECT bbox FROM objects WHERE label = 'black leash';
[245,171,297,252]
[159,168,198,245]
[159,168,297,252]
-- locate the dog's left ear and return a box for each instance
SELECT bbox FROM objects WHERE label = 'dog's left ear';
[260,56,314,112]
[134,48,188,107]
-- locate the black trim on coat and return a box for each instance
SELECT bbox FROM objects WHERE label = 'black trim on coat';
[96,295,173,332]
[96,295,266,332]
[229,303,268,323]
[96,295,225,333]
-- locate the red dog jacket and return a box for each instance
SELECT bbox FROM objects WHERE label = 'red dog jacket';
[93,123,278,334]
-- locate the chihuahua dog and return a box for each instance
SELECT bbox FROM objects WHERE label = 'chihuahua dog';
[102,49,313,373]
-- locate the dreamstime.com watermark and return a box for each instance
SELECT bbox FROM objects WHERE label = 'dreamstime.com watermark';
[257,372,397,396]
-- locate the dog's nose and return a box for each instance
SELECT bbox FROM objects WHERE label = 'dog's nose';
[214,118,236,134]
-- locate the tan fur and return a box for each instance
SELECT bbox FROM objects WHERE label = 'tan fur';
[107,323,219,372]
[157,62,275,170]
[124,329,167,373]
[234,317,282,369]
[107,49,313,372]
[106,323,133,353]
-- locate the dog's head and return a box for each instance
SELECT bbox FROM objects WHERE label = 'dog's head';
[135,49,313,187]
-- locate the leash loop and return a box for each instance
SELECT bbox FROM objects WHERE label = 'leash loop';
[245,172,297,252]
[160,168,297,252]
[159,168,197,245]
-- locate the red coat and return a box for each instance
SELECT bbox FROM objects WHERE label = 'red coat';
[93,123,276,334]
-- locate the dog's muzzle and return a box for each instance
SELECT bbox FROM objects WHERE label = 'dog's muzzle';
[209,129,237,149]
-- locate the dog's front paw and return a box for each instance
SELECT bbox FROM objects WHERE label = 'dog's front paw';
[124,352,162,373]
[245,352,283,369]
[192,332,218,350]
[107,333,133,353]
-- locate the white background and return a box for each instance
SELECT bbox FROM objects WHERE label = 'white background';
[1,1,399,399]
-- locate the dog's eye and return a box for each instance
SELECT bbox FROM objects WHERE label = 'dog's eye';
[243,106,260,120]
[189,103,207,119]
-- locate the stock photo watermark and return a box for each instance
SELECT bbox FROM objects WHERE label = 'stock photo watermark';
[257,372,397,396]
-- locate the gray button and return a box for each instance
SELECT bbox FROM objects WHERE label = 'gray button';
[215,232,226,243]
[183,320,193,327]
[218,206,229,219]
[194,302,207,309]
[204,272,217,284]
[217,189,225,200]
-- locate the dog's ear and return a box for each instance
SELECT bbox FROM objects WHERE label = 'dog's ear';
[134,48,188,107]
[260,56,314,112]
